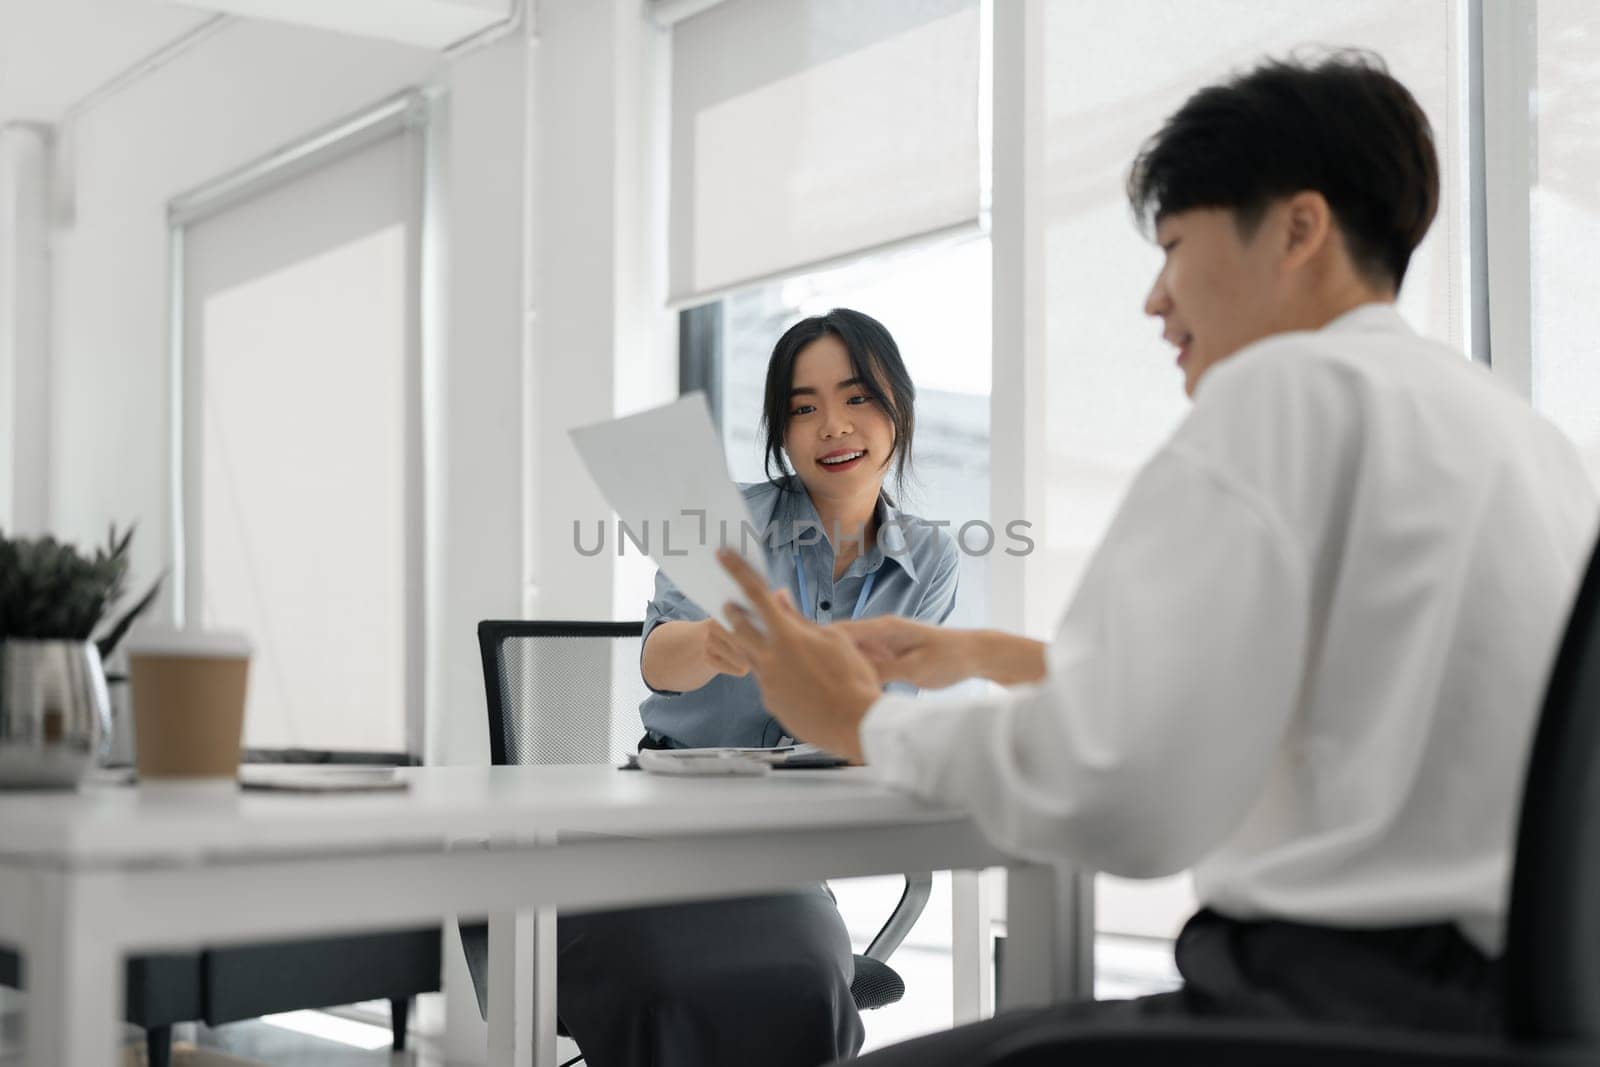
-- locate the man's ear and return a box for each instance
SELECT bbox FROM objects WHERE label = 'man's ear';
[1281,190,1334,272]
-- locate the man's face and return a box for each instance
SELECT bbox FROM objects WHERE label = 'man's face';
[1144,207,1283,397]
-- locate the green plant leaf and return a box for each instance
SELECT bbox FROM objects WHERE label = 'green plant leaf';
[0,524,147,641]
[96,572,165,660]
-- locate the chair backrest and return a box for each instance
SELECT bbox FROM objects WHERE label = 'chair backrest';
[1504,537,1600,1040]
[476,620,649,767]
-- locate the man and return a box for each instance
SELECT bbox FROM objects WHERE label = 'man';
[715,53,1599,1063]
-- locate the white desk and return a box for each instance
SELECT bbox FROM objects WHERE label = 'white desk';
[0,765,1090,1065]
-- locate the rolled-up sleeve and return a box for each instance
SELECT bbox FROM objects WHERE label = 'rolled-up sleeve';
[640,567,708,696]
[859,444,1310,878]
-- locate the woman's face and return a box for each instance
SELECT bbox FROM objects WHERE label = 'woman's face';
[782,334,897,503]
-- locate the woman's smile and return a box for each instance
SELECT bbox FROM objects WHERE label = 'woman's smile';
[818,448,867,472]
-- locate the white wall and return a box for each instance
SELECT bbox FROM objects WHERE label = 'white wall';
[525,0,675,623]
[525,0,620,620]
[610,1,679,620]
[434,31,528,767]
[0,123,52,534]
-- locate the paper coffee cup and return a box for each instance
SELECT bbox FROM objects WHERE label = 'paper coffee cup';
[126,629,252,780]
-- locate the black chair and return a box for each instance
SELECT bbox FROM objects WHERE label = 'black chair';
[972,539,1600,1065]
[459,619,933,1036]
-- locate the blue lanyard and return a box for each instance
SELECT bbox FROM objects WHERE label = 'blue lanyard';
[794,554,877,622]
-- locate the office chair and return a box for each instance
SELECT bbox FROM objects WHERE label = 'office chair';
[970,537,1600,1066]
[459,619,932,1038]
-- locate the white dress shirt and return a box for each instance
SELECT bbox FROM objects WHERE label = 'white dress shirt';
[860,304,1598,953]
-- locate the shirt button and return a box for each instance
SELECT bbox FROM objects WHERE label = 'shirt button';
[819,600,832,611]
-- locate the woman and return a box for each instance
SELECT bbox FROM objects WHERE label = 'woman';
[555,308,962,1067]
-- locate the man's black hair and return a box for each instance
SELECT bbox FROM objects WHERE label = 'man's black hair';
[1127,50,1439,290]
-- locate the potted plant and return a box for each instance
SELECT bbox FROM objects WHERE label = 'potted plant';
[0,525,162,788]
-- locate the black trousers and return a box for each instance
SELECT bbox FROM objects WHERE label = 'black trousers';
[558,885,864,1067]
[849,908,1501,1066]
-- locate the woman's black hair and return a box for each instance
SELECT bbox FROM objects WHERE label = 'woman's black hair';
[760,308,915,500]
[1127,50,1439,291]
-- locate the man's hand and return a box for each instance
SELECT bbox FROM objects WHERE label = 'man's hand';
[832,616,973,690]
[716,549,881,762]
[839,618,1051,689]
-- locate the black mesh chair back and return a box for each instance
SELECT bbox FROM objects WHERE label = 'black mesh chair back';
[480,620,650,768]
[1504,535,1600,1041]
[462,621,648,1030]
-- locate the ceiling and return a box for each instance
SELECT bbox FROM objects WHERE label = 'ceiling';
[0,0,219,126]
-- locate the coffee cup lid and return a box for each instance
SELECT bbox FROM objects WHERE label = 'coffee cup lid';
[126,628,253,659]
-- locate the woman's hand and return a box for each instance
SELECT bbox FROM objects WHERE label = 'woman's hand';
[700,618,751,677]
[717,550,882,762]
[641,593,802,693]
[641,618,750,692]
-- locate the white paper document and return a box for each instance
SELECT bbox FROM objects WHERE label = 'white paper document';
[569,393,770,628]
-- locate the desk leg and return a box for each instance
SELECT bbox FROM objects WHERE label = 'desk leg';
[533,907,558,1067]
[23,868,123,1066]
[488,906,559,1067]
[951,870,993,1025]
[488,908,532,1065]
[998,863,1094,1011]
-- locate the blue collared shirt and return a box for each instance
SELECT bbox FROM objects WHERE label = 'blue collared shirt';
[639,476,961,748]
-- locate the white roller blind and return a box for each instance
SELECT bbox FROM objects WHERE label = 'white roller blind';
[181,128,420,753]
[669,0,981,302]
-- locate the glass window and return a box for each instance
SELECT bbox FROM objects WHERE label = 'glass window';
[1532,1,1600,477]
[1038,0,1468,990]
[715,236,993,630]
[685,234,992,1047]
